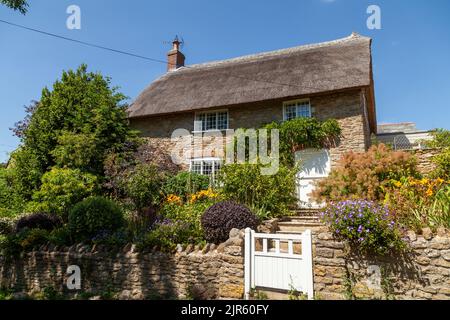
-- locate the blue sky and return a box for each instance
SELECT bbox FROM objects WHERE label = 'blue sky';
[1,0,449,162]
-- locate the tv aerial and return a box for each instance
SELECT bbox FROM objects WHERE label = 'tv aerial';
[164,35,185,49]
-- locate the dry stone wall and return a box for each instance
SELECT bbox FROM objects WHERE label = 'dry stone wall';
[0,231,245,300]
[2,226,449,300]
[407,148,440,174]
[313,227,450,300]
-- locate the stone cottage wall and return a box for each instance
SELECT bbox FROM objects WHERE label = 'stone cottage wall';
[313,228,450,300]
[0,232,245,300]
[130,89,371,170]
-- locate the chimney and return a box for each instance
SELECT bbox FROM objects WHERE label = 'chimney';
[167,36,185,71]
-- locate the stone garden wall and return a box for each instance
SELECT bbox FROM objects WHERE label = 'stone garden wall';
[313,228,450,300]
[0,230,245,300]
[407,148,440,174]
[1,227,449,300]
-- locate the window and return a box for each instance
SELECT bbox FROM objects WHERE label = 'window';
[283,100,312,121]
[194,110,229,132]
[190,158,222,183]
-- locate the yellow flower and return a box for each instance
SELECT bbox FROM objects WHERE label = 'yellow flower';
[425,188,433,197]
[188,189,218,204]
[436,178,444,185]
[166,194,182,205]
[420,178,428,185]
[393,181,402,188]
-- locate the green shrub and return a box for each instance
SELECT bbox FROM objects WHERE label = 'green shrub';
[264,117,341,166]
[426,129,450,179]
[0,218,14,235]
[410,185,450,230]
[47,227,73,246]
[18,228,50,251]
[160,201,213,242]
[1,228,50,255]
[91,229,129,247]
[137,219,198,252]
[201,201,259,244]
[383,177,450,230]
[121,164,165,211]
[27,167,98,218]
[162,172,210,200]
[0,167,24,217]
[0,288,13,300]
[320,200,406,255]
[218,162,297,217]
[68,197,125,242]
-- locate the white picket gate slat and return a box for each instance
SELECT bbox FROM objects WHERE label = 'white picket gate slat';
[244,228,314,300]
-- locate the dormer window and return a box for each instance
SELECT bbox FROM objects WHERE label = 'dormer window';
[194,110,229,132]
[283,99,312,121]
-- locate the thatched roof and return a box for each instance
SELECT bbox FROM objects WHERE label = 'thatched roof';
[128,33,375,124]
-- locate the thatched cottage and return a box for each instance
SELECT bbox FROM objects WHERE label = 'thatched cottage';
[127,33,377,207]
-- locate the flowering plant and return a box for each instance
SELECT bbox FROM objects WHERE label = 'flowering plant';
[384,177,450,230]
[188,189,219,204]
[165,194,183,205]
[320,200,406,255]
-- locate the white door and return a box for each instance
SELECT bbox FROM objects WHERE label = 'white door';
[295,149,331,208]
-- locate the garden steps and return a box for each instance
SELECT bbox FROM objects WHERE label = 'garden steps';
[276,208,325,234]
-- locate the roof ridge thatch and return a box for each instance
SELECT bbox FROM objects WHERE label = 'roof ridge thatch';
[179,32,369,72]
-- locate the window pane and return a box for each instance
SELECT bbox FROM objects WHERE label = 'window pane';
[206,113,217,131]
[203,161,213,176]
[285,101,311,120]
[191,162,202,174]
[195,114,207,131]
[297,102,311,118]
[214,161,222,172]
[217,112,228,130]
[285,105,296,120]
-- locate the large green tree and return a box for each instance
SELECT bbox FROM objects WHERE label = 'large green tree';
[1,0,28,14]
[11,64,138,200]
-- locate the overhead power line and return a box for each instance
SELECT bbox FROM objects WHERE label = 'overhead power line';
[0,19,328,90]
[0,19,168,65]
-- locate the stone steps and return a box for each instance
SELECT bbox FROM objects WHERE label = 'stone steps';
[276,208,325,234]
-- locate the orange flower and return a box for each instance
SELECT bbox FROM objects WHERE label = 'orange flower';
[166,194,182,205]
[189,189,218,204]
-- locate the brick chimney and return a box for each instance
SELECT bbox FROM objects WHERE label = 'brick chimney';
[167,36,185,71]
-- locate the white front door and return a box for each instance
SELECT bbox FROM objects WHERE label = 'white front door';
[295,149,331,208]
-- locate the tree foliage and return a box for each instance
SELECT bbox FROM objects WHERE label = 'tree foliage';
[10,64,137,199]
[26,167,98,218]
[427,129,450,179]
[1,0,28,14]
[218,161,298,217]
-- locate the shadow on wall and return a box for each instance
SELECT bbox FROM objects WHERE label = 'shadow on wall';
[343,249,429,299]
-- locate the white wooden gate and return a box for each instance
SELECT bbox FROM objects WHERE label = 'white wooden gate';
[244,228,314,300]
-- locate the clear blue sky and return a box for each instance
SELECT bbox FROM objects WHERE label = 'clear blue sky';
[1,0,449,162]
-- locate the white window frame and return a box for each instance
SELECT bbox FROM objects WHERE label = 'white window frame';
[194,109,229,132]
[283,99,312,121]
[189,157,223,183]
